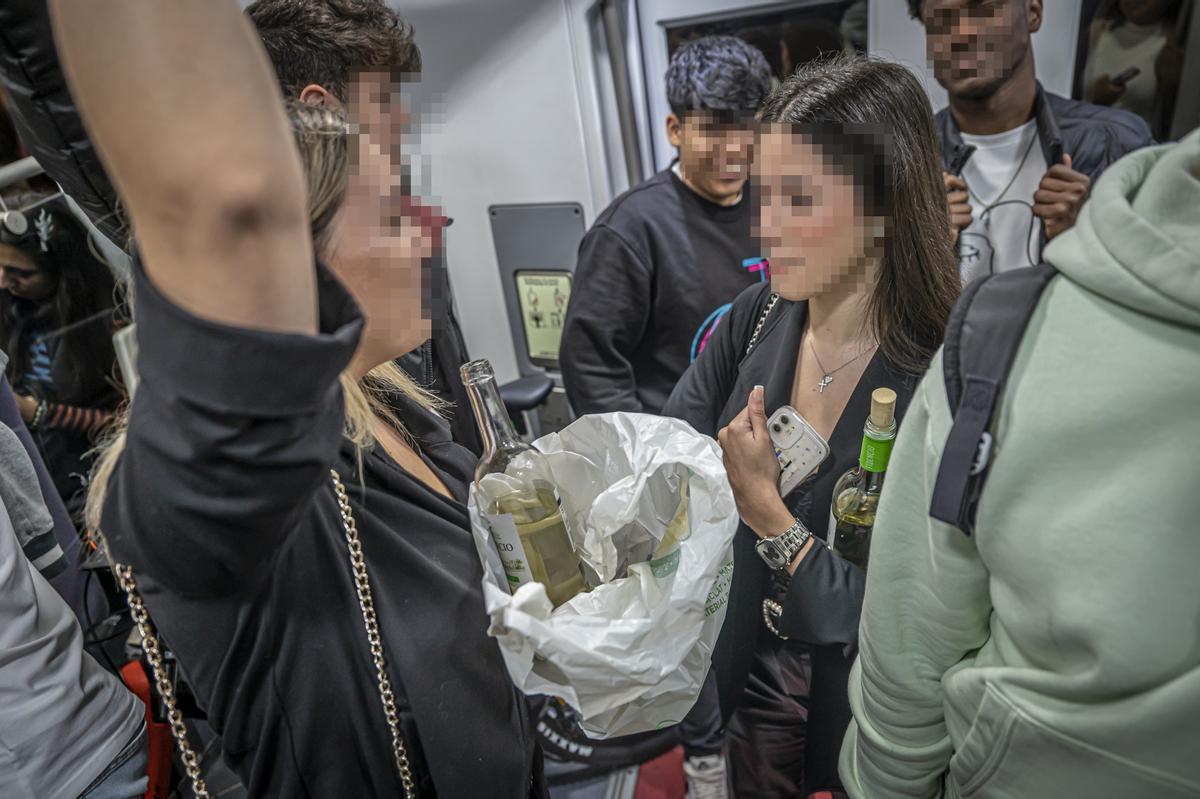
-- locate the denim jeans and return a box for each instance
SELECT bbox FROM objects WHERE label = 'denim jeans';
[678,669,726,757]
[78,721,149,799]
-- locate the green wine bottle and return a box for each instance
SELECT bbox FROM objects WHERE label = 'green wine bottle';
[831,388,897,572]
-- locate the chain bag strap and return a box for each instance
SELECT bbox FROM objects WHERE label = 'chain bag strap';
[740,292,790,640]
[111,563,212,799]
[744,293,780,357]
[109,471,417,799]
[330,469,417,798]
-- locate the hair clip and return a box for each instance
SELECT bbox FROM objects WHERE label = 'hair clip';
[36,209,53,252]
[1,210,29,237]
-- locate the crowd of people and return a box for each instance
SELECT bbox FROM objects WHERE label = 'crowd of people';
[0,0,1196,797]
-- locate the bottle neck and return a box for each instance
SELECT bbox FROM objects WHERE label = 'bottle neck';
[464,375,524,458]
[859,418,896,475]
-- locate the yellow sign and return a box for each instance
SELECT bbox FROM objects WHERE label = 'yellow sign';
[515,271,572,364]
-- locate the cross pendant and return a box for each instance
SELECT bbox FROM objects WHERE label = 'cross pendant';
[818,374,833,393]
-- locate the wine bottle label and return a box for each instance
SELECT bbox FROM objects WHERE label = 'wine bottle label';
[860,435,894,473]
[649,546,681,579]
[485,512,535,589]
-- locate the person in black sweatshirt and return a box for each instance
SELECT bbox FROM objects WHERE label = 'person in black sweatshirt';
[561,35,773,416]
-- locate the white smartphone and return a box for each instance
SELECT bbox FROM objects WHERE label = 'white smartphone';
[768,406,829,497]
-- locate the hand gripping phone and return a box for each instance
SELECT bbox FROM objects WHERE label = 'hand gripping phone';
[767,406,829,497]
[1111,66,1141,87]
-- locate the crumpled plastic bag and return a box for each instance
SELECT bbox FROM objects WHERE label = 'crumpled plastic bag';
[467,412,739,739]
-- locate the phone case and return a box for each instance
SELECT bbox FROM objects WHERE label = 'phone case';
[767,406,830,497]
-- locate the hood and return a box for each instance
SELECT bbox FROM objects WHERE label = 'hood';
[1044,129,1200,329]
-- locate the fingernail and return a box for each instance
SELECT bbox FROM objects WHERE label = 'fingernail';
[754,384,764,392]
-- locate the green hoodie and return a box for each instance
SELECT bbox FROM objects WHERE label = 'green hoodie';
[840,130,1200,798]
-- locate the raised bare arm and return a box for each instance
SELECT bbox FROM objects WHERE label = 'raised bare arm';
[49,0,317,334]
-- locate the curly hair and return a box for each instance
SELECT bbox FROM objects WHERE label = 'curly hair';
[665,35,774,117]
[246,0,421,103]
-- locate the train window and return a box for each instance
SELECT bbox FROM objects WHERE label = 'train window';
[1071,0,1199,140]
[665,0,869,85]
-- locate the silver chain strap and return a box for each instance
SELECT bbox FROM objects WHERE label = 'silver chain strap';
[331,469,417,799]
[108,471,416,799]
[744,293,780,357]
[747,292,783,639]
[111,563,212,799]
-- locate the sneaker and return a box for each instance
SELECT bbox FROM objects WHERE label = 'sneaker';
[683,753,729,799]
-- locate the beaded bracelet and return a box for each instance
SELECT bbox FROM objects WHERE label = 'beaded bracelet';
[29,400,48,430]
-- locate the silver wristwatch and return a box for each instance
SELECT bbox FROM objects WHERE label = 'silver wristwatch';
[755,519,812,571]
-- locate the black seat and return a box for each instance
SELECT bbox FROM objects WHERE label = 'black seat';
[499,373,554,416]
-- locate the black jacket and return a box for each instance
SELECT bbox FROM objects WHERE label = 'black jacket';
[104,257,543,798]
[939,84,1154,183]
[0,0,128,246]
[662,283,918,792]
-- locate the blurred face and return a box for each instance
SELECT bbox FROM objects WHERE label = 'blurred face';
[924,0,1039,100]
[330,71,447,366]
[755,127,884,301]
[0,243,55,302]
[667,112,756,205]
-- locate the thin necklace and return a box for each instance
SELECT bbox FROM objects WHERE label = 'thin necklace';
[808,338,875,393]
[966,133,1038,232]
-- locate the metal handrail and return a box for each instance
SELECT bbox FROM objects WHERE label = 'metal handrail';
[0,156,43,191]
[600,0,645,189]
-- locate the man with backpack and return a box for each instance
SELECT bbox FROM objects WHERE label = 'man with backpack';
[838,131,1200,797]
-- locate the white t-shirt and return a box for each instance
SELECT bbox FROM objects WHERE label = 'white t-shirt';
[1083,21,1167,128]
[958,119,1047,284]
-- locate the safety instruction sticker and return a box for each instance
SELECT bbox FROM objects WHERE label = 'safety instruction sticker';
[515,271,571,362]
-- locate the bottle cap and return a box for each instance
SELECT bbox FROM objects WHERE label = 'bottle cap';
[870,388,897,428]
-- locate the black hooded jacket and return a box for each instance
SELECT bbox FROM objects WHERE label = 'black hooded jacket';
[103,257,543,797]
[939,84,1153,184]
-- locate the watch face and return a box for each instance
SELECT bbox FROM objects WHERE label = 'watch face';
[755,537,786,570]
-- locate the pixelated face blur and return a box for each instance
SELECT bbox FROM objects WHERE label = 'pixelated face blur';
[330,70,447,362]
[755,126,883,301]
[669,112,756,204]
[923,0,1033,99]
[0,243,54,302]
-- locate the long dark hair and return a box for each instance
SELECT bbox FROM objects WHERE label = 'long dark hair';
[0,193,119,404]
[758,54,959,374]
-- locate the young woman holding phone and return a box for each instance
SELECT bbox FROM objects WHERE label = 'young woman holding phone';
[663,55,959,797]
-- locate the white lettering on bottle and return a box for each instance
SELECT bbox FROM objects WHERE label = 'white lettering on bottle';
[485,512,535,589]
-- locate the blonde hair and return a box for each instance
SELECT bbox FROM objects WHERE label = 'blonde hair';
[87,101,443,530]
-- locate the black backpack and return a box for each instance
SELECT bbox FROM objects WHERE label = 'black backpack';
[930,263,1058,535]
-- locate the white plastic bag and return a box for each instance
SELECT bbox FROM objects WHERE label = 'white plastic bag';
[467,412,738,739]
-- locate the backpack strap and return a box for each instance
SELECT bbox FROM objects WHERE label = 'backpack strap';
[930,264,1057,535]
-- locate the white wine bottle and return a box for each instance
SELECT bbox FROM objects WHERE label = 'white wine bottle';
[831,387,897,572]
[461,360,587,607]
